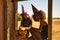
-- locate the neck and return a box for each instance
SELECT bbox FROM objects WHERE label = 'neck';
[40,19,45,24]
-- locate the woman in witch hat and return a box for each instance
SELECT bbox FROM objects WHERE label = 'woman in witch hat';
[28,4,48,40]
[17,5,32,40]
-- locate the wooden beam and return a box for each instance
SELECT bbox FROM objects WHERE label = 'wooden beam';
[48,0,52,40]
[0,0,4,40]
[18,0,27,1]
[3,0,7,40]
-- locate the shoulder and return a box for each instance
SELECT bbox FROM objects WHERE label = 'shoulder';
[41,21,48,30]
[43,21,48,27]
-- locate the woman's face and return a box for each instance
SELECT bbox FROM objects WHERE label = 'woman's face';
[36,15,40,21]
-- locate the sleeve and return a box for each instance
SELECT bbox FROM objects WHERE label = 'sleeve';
[41,24,48,39]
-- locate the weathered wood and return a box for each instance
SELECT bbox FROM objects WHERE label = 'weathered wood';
[6,0,16,40]
[0,0,4,40]
[18,0,27,1]
[3,0,7,40]
[48,0,52,40]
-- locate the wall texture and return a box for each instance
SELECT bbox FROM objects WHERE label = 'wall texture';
[0,0,3,40]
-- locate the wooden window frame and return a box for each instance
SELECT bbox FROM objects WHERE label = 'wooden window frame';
[2,0,52,40]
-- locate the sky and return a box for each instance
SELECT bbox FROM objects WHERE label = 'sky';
[17,0,60,18]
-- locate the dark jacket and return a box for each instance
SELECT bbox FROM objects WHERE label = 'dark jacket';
[29,21,48,40]
[40,21,48,39]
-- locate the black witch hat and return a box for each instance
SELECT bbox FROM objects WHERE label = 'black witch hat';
[31,4,39,21]
[31,4,38,15]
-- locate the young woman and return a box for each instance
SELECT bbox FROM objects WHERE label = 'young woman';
[17,13,32,40]
[29,10,48,40]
